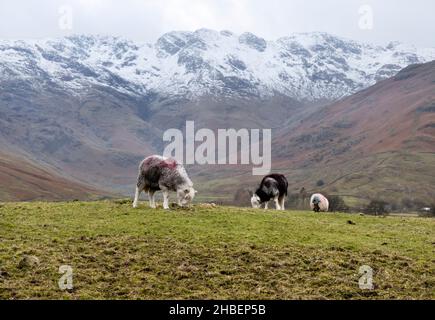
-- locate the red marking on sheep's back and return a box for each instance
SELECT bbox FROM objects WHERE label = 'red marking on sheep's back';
[142,155,178,169]
[160,158,178,169]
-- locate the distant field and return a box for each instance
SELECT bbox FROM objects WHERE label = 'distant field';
[0,201,433,299]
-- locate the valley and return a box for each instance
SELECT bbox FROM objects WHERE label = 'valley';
[0,30,434,209]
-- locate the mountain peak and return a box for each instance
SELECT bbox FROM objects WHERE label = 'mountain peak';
[239,32,267,52]
[1,30,435,101]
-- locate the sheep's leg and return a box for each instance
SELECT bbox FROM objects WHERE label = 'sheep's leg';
[279,196,285,210]
[162,189,170,210]
[133,186,142,208]
[149,191,156,209]
[274,197,281,210]
[264,202,269,210]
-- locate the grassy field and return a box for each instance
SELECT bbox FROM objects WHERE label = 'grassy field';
[0,200,433,300]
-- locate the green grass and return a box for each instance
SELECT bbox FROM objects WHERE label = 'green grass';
[0,201,434,300]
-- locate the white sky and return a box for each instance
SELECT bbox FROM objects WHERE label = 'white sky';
[0,0,434,47]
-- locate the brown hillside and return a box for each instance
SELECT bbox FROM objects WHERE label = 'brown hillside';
[275,61,435,165]
[0,153,108,201]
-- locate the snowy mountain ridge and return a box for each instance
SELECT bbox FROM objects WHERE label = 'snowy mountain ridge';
[1,29,435,101]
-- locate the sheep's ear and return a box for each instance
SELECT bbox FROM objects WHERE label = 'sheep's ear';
[194,189,198,194]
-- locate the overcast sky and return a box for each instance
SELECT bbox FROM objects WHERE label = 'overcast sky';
[0,0,434,47]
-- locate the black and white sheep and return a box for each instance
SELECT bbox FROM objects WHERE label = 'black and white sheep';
[250,174,288,210]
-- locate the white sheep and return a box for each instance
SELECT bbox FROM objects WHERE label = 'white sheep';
[310,193,329,212]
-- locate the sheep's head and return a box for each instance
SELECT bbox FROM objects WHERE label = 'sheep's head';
[177,186,197,206]
[312,196,320,205]
[251,193,261,209]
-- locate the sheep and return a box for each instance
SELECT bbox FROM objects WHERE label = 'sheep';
[133,155,197,210]
[310,193,329,212]
[250,174,288,210]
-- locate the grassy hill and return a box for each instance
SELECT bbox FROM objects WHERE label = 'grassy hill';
[0,153,108,201]
[0,201,433,299]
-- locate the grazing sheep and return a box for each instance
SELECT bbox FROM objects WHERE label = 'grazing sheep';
[310,193,329,212]
[250,174,288,210]
[133,155,197,210]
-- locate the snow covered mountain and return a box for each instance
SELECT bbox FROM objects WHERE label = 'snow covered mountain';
[1,29,435,201]
[1,29,434,101]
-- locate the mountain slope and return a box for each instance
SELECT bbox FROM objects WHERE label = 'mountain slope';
[271,61,435,206]
[1,31,435,203]
[0,152,106,201]
[275,61,435,163]
[1,30,434,101]
[0,71,305,196]
[195,61,435,208]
